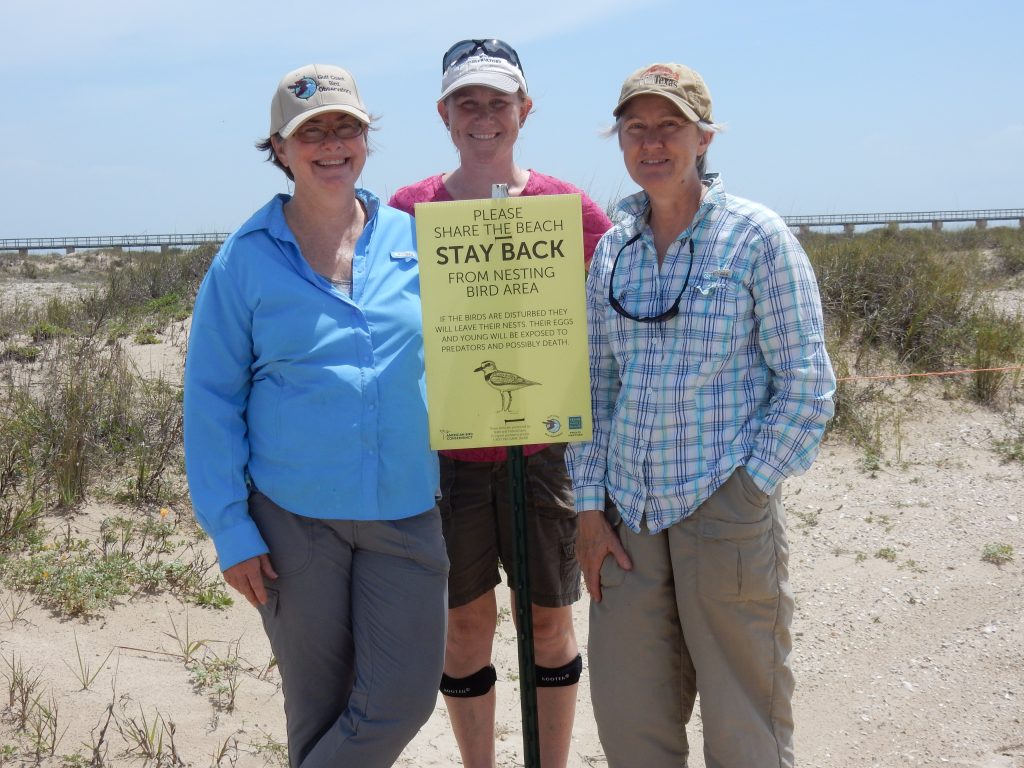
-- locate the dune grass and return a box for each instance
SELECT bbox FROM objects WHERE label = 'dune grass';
[0,228,1022,764]
[0,246,222,613]
[801,227,1024,467]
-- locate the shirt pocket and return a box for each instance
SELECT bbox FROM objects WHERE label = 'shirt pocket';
[672,280,738,368]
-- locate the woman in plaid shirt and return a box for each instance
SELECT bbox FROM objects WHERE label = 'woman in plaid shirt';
[567,63,835,768]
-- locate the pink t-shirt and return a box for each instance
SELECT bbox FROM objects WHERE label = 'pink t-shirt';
[389,171,612,463]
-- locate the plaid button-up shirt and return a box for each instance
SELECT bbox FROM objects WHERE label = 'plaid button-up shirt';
[567,176,835,534]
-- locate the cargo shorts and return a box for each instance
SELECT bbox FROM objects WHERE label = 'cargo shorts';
[438,444,582,609]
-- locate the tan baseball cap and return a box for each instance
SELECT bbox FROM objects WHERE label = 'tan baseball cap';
[270,64,369,138]
[613,63,713,123]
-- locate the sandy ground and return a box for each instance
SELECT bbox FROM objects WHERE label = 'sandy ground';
[1,267,1022,767]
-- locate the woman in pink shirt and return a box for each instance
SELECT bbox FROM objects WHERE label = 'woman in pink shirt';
[389,38,610,768]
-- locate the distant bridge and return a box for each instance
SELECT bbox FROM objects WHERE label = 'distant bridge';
[0,232,230,255]
[2,208,1022,254]
[785,208,1024,234]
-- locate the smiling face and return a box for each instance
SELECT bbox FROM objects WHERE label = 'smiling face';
[438,85,532,164]
[618,94,713,200]
[271,112,367,195]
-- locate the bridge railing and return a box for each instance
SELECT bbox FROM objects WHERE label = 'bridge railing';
[0,233,230,252]
[2,209,1022,252]
[784,208,1024,227]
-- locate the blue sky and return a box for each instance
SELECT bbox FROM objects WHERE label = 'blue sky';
[1,0,1020,237]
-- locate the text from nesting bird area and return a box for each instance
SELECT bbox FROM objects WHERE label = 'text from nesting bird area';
[434,308,574,352]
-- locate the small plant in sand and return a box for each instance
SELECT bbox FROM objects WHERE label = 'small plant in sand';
[980,543,1014,566]
[210,733,240,767]
[25,690,66,761]
[63,632,116,691]
[994,412,1024,463]
[874,547,898,562]
[0,515,230,617]
[248,728,289,768]
[132,327,160,345]
[0,591,29,625]
[2,654,43,731]
[188,639,244,713]
[115,705,184,766]
[0,344,42,363]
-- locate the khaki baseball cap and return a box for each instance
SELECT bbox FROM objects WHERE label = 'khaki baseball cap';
[613,63,713,123]
[270,64,369,138]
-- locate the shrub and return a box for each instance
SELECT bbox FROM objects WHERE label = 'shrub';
[804,229,973,369]
[968,306,1023,403]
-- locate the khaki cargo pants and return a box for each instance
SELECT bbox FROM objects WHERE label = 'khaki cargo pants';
[589,468,795,768]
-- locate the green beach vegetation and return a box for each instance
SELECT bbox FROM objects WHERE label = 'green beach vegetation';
[0,225,1022,765]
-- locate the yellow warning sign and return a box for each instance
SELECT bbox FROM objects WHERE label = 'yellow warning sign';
[415,194,592,449]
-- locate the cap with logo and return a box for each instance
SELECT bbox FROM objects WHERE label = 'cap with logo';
[270,64,369,139]
[613,63,713,123]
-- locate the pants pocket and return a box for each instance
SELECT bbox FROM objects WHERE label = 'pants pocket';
[696,474,779,602]
[598,518,628,590]
[737,465,769,506]
[248,491,315,578]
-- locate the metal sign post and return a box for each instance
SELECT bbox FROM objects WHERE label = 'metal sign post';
[493,183,541,768]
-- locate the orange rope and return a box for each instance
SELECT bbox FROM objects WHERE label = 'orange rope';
[836,364,1024,383]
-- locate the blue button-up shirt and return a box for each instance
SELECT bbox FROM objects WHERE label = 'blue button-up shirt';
[184,190,437,569]
[567,176,835,534]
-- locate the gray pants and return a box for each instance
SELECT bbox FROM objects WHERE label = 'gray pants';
[589,469,794,768]
[250,492,449,768]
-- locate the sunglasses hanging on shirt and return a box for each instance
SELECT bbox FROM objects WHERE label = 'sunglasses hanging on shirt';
[608,236,695,323]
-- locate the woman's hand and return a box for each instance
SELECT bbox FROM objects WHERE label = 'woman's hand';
[223,554,278,608]
[577,509,632,603]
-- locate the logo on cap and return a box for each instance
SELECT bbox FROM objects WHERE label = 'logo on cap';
[638,65,679,88]
[288,77,318,100]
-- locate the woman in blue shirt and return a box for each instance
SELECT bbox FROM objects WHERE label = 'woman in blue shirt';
[184,64,448,768]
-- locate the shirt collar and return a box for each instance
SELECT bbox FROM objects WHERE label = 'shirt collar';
[237,188,381,243]
[613,174,725,239]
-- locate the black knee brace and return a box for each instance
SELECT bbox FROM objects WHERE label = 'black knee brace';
[440,664,497,698]
[536,654,583,687]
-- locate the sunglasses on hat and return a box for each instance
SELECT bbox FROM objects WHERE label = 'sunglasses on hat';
[442,39,524,76]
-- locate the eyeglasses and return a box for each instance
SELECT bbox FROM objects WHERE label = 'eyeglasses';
[608,235,694,322]
[442,39,524,76]
[292,120,365,143]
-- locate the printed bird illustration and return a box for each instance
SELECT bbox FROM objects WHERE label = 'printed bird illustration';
[288,77,318,99]
[473,360,539,412]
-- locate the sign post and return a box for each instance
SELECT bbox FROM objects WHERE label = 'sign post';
[415,189,592,767]
[494,182,539,768]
